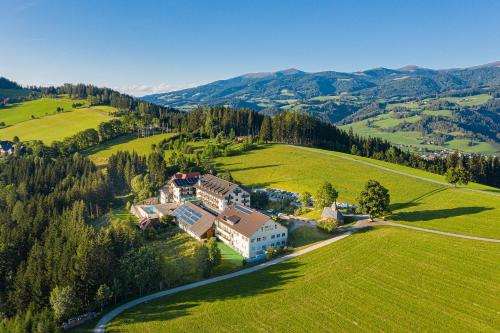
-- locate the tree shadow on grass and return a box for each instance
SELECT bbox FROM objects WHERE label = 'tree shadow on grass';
[390,187,448,211]
[389,206,494,222]
[107,260,303,331]
[226,164,282,173]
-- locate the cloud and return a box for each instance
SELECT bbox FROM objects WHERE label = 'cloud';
[116,83,198,97]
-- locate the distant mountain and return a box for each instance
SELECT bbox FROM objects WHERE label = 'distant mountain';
[143,62,500,111]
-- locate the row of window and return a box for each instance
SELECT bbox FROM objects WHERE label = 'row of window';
[251,233,286,243]
[251,240,286,251]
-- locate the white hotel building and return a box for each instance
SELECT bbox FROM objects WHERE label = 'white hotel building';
[215,205,288,258]
[194,174,250,213]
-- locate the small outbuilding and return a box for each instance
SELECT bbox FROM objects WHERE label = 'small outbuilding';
[321,205,344,224]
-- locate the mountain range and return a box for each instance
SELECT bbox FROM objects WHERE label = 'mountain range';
[143,61,500,110]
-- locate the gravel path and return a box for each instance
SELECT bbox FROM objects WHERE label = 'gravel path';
[291,146,500,197]
[93,231,353,333]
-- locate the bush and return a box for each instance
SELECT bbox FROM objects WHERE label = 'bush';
[317,218,338,233]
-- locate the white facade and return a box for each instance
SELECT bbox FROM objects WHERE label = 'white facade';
[216,218,287,258]
[196,186,250,213]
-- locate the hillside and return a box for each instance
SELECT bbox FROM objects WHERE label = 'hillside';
[0,77,34,99]
[215,144,500,238]
[339,93,500,154]
[143,63,500,154]
[106,227,500,332]
[0,98,115,143]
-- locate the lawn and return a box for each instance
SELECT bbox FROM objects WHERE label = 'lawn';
[442,94,492,107]
[84,133,177,165]
[0,97,89,126]
[214,144,500,238]
[107,227,500,332]
[214,241,244,274]
[0,107,112,143]
[288,225,331,248]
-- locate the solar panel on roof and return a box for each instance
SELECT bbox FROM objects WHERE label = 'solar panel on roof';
[173,205,203,225]
[235,205,252,215]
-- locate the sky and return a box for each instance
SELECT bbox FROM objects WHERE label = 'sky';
[1,0,499,96]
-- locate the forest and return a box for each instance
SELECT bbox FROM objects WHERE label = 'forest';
[0,81,499,331]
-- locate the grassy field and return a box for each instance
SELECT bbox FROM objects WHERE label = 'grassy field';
[107,227,500,332]
[85,133,177,166]
[214,144,500,238]
[341,94,499,155]
[0,107,113,143]
[0,97,89,126]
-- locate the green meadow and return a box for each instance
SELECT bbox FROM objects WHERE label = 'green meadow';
[85,133,177,166]
[0,107,113,143]
[214,144,500,238]
[0,97,89,126]
[340,94,499,155]
[107,227,500,332]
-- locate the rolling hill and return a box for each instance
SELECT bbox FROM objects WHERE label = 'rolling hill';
[143,62,500,154]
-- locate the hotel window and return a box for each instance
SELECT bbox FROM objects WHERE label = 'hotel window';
[276,234,280,238]
[261,245,266,250]
[257,237,261,242]
[262,236,267,241]
[271,235,275,239]
[281,241,285,245]
[282,233,285,237]
[271,243,275,247]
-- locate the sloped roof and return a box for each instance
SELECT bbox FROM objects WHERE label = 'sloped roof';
[216,205,271,237]
[195,174,240,199]
[321,207,344,221]
[173,202,216,238]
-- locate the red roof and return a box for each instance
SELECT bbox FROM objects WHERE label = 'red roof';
[173,172,201,180]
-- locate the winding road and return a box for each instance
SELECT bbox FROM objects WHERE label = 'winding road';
[93,231,353,333]
[92,219,500,332]
[291,146,500,197]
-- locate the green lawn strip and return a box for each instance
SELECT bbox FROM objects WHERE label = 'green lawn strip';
[214,242,244,275]
[107,227,500,333]
[0,107,112,143]
[215,144,500,238]
[0,97,89,126]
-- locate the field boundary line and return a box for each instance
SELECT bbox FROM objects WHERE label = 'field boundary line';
[93,231,353,333]
[372,220,500,243]
[290,145,500,197]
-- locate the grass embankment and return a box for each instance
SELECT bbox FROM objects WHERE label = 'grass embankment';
[215,144,500,239]
[108,227,500,332]
[0,106,113,143]
[288,225,331,249]
[85,133,177,166]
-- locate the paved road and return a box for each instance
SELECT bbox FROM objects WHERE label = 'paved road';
[93,231,353,333]
[291,146,500,197]
[357,219,500,243]
[93,219,500,332]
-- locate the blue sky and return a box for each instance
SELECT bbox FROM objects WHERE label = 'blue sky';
[1,0,499,96]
